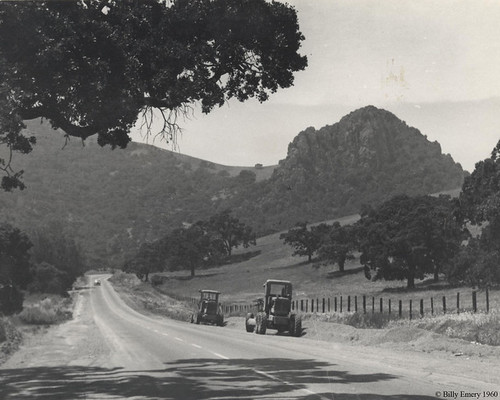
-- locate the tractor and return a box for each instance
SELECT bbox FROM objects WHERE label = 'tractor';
[191,290,224,326]
[245,279,302,337]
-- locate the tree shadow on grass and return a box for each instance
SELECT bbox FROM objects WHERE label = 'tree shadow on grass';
[326,266,364,279]
[0,357,438,399]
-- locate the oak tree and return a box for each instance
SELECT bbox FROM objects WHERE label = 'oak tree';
[280,222,324,262]
[317,222,356,272]
[356,195,465,289]
[208,209,256,257]
[0,0,307,189]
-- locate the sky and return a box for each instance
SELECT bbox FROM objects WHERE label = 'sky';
[131,0,500,172]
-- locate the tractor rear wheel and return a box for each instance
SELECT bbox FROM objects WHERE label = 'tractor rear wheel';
[294,315,302,337]
[289,314,296,336]
[256,312,267,334]
[196,312,201,325]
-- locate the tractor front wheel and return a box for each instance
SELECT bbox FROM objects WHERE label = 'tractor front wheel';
[245,313,255,333]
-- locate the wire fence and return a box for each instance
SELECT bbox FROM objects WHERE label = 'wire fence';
[213,289,492,319]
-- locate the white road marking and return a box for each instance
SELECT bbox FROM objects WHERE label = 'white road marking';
[191,344,202,349]
[210,351,229,359]
[254,369,321,398]
[161,332,169,336]
[175,337,184,342]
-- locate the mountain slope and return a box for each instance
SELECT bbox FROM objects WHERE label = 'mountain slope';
[228,106,465,233]
[0,106,465,267]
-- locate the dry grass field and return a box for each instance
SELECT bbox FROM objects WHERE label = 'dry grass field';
[154,212,498,318]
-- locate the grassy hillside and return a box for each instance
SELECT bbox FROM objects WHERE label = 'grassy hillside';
[152,212,498,316]
[0,108,466,270]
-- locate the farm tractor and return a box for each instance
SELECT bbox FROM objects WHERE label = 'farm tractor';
[245,279,302,337]
[191,290,224,326]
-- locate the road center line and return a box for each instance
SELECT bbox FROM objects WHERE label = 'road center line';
[161,332,169,336]
[253,369,322,399]
[210,351,229,359]
[191,344,202,349]
[175,337,184,342]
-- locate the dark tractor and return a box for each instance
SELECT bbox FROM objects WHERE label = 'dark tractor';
[245,279,302,337]
[191,290,224,326]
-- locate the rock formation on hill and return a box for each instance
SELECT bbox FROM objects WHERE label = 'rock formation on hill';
[234,106,465,233]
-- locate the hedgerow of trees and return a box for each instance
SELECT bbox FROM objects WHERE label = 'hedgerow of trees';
[280,222,355,269]
[124,209,256,279]
[0,0,307,190]
[0,220,86,315]
[448,140,500,286]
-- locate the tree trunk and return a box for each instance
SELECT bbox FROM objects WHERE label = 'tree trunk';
[407,271,415,289]
[433,265,439,282]
[338,255,346,272]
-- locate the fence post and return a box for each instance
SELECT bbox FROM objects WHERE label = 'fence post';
[322,298,325,313]
[380,298,383,313]
[311,299,314,313]
[340,296,343,313]
[442,296,447,314]
[301,299,304,312]
[306,299,309,313]
[334,297,337,312]
[388,299,391,315]
[347,296,351,312]
[457,292,460,314]
[398,300,402,318]
[431,298,434,315]
[372,297,375,314]
[363,295,366,314]
[486,288,490,313]
[472,291,477,313]
[409,300,413,320]
[355,296,358,313]
[328,298,331,313]
[420,299,424,318]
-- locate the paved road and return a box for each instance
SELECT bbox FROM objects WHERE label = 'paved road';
[0,275,494,399]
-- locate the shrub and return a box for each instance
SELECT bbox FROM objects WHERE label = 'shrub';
[150,274,167,286]
[321,311,398,329]
[389,310,500,346]
[18,297,71,325]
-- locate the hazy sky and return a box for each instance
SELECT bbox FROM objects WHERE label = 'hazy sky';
[131,0,500,172]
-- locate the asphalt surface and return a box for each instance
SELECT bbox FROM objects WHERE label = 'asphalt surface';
[0,275,495,399]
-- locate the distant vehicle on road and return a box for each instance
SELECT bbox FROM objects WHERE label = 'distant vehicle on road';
[192,290,224,326]
[94,279,101,286]
[245,279,302,337]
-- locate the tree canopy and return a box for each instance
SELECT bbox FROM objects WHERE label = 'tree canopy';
[0,222,33,288]
[452,140,500,286]
[208,209,256,256]
[356,195,465,289]
[0,0,307,190]
[280,222,323,262]
[316,222,355,272]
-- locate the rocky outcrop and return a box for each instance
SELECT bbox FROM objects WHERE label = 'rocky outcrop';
[236,106,465,233]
